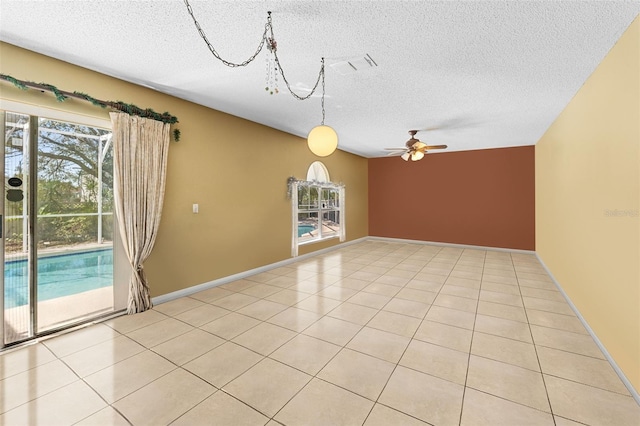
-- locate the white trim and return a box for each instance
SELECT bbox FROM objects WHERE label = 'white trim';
[152,236,368,305]
[535,254,640,405]
[367,236,536,254]
[291,180,299,257]
[0,99,111,129]
[339,186,346,242]
[298,234,339,246]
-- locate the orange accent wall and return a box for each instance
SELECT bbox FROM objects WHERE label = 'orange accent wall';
[368,146,535,250]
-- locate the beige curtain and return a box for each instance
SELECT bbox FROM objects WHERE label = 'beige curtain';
[110,112,171,314]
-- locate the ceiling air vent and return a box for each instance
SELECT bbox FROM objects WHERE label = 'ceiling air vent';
[329,54,378,75]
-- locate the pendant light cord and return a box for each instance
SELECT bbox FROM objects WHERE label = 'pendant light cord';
[321,58,326,125]
[183,0,326,103]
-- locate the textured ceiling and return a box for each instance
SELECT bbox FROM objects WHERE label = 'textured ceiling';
[1,1,638,157]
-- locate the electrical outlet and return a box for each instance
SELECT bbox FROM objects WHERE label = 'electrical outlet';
[192,203,199,214]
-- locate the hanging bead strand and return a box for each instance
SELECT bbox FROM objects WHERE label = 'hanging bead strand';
[265,37,278,95]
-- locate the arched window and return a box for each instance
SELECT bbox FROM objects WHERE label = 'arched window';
[290,162,345,256]
[306,161,330,182]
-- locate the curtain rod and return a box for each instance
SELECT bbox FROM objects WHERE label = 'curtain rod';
[0,74,179,125]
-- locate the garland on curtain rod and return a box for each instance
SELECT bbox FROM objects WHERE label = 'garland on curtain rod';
[0,73,181,140]
[286,176,345,199]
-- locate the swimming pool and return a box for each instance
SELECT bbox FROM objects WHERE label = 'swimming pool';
[4,248,113,308]
[298,225,316,237]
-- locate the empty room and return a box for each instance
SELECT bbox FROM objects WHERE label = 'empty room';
[0,1,638,425]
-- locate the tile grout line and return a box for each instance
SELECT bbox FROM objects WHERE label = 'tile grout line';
[362,246,469,425]
[230,247,403,424]
[43,327,139,425]
[358,245,443,425]
[173,261,338,424]
[511,252,557,426]
[54,331,138,426]
[457,248,486,426]
[170,368,272,425]
[322,246,433,422]
[137,282,327,424]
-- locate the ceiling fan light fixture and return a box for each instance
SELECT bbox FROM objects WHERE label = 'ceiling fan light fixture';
[411,150,425,161]
[308,125,338,157]
[385,129,449,161]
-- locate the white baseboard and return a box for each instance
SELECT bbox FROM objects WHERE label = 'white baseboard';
[536,253,640,405]
[151,237,368,305]
[367,236,536,254]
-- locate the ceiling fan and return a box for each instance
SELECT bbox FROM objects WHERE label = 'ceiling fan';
[385,130,448,161]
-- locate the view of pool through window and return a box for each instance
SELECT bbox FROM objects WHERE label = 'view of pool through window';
[4,248,113,308]
[297,225,315,237]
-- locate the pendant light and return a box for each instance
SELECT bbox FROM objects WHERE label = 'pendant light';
[184,4,339,155]
[307,58,338,157]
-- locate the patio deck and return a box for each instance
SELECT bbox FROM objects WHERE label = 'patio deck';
[4,286,113,344]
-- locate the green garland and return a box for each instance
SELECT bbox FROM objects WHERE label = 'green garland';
[0,74,180,128]
[39,83,68,102]
[73,91,106,108]
[2,74,27,90]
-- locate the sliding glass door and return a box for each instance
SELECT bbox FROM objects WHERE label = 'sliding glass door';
[1,109,116,346]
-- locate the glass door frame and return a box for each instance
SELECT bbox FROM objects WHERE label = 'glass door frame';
[0,109,5,345]
[0,101,127,349]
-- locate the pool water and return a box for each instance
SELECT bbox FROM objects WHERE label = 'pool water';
[4,249,113,308]
[298,225,315,237]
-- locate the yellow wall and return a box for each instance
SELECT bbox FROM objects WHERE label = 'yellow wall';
[536,17,640,390]
[0,42,369,297]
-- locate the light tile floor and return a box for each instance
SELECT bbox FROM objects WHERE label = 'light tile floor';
[1,240,639,425]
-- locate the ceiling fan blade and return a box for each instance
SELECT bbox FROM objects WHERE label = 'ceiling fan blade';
[401,152,411,161]
[423,145,448,150]
[386,151,404,156]
[384,147,407,151]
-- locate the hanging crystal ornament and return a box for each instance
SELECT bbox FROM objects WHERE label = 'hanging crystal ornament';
[265,37,279,95]
[184,1,339,156]
[185,5,324,101]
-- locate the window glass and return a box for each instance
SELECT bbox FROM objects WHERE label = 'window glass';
[306,161,330,182]
[293,162,344,252]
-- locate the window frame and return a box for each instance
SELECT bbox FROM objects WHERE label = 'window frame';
[291,178,345,257]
